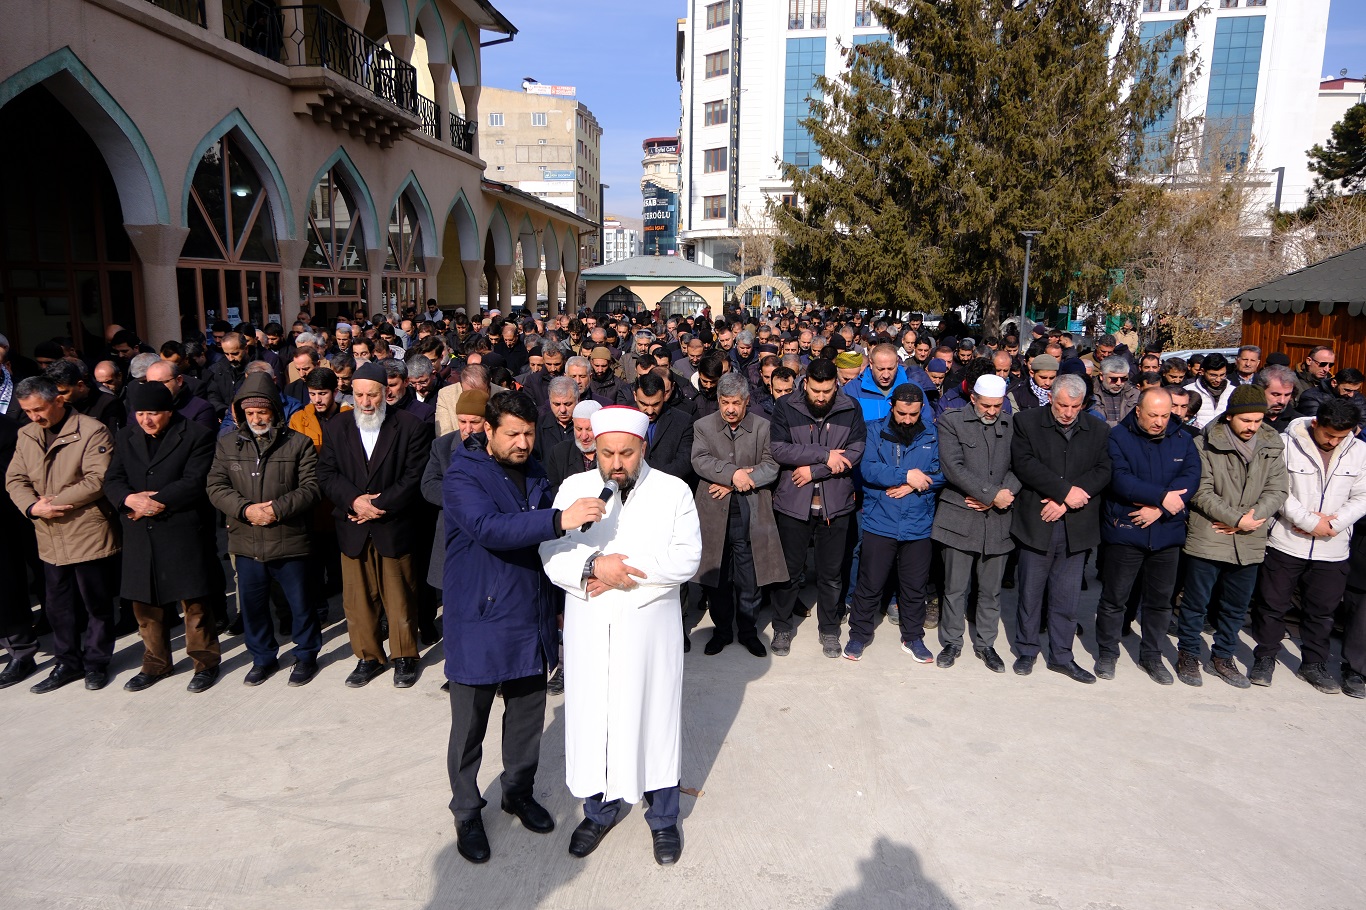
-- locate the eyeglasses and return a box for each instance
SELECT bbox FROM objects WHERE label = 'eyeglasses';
[1314,359,1335,367]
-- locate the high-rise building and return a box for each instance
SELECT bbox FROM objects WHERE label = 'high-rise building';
[480,82,603,263]
[602,217,640,263]
[641,137,681,255]
[676,0,889,272]
[1135,0,1329,212]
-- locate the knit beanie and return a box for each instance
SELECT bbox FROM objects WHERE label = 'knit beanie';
[1225,384,1268,416]
[456,390,488,417]
[833,351,864,369]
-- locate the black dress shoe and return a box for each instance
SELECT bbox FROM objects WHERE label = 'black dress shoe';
[1012,655,1036,676]
[124,669,173,692]
[703,633,731,655]
[288,658,319,687]
[187,666,220,693]
[31,664,84,694]
[243,660,280,687]
[1048,660,1097,684]
[455,817,491,864]
[1140,658,1174,686]
[568,817,617,858]
[739,636,767,657]
[0,656,38,689]
[502,794,555,833]
[651,825,683,865]
[393,657,420,688]
[975,647,1006,673]
[84,669,109,691]
[420,623,443,646]
[345,659,387,688]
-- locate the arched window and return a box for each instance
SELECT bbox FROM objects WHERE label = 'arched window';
[177,132,281,334]
[595,284,644,315]
[300,166,368,324]
[659,285,706,318]
[383,194,427,314]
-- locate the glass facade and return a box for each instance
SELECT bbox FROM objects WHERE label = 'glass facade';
[783,37,826,170]
[1137,20,1186,170]
[1206,15,1265,164]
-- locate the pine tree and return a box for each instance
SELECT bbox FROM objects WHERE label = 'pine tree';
[772,0,1196,331]
[1308,102,1366,201]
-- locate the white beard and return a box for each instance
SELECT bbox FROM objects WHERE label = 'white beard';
[355,400,387,432]
[248,423,271,436]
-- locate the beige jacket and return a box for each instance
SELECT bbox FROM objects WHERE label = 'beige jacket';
[5,410,120,566]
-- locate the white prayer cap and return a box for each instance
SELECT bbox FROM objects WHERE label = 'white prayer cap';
[335,322,352,334]
[973,375,1008,398]
[591,405,650,439]
[572,400,602,420]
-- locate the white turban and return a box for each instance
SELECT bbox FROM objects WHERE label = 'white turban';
[973,375,1008,398]
[572,400,602,420]
[590,405,650,439]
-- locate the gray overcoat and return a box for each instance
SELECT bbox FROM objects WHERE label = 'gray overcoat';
[931,405,1021,556]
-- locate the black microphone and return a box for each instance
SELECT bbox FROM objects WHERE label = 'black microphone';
[581,479,619,531]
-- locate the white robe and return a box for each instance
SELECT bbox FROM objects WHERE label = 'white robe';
[540,462,703,804]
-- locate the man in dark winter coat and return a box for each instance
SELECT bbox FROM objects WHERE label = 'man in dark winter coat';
[1093,388,1201,685]
[1009,373,1111,682]
[104,382,220,692]
[441,390,605,865]
[206,371,323,687]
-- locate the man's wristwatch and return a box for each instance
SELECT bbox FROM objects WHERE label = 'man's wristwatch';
[582,552,601,581]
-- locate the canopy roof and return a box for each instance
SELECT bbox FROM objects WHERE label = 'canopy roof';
[1232,242,1366,317]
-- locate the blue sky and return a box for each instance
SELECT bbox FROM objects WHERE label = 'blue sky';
[480,1,1365,220]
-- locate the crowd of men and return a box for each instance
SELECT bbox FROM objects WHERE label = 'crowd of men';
[2,304,1366,861]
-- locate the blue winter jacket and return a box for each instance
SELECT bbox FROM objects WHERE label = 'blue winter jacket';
[1100,409,1202,550]
[442,433,560,685]
[859,416,945,541]
[843,364,937,425]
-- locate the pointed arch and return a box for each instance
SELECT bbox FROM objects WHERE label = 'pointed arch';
[561,228,580,273]
[486,203,514,266]
[450,21,480,86]
[443,189,480,261]
[376,0,411,35]
[0,48,169,225]
[182,110,294,240]
[412,0,450,66]
[306,147,379,248]
[515,214,540,267]
[390,172,437,260]
[542,224,562,268]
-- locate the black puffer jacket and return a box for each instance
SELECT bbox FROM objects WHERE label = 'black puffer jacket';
[205,372,320,561]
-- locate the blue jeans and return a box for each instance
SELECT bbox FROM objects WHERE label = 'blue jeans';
[236,556,321,665]
[1177,555,1258,659]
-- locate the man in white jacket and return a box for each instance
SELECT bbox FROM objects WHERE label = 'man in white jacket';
[541,405,702,866]
[1251,399,1366,693]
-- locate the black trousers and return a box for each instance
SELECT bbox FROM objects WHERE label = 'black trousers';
[707,495,760,642]
[849,533,930,645]
[447,673,548,822]
[772,512,852,636]
[1252,548,1349,666]
[1015,522,1085,664]
[1095,543,1180,663]
[43,556,117,672]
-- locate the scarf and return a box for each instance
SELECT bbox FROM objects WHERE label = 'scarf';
[1226,427,1256,465]
[1029,376,1050,407]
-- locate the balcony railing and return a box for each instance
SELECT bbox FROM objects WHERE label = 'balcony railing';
[414,92,440,140]
[810,13,827,27]
[450,111,474,154]
[224,2,419,114]
[148,0,205,26]
[854,11,874,26]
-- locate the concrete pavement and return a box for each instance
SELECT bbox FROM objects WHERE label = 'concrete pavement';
[2,583,1364,910]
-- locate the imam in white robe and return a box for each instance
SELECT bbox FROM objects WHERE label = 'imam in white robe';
[540,461,702,804]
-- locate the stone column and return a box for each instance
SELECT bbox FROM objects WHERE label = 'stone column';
[203,0,224,38]
[459,84,480,156]
[495,264,515,315]
[335,0,370,31]
[565,270,580,315]
[461,259,482,316]
[124,223,189,343]
[522,265,542,312]
[544,268,562,318]
[423,254,444,308]
[276,238,309,328]
[428,63,453,139]
[483,260,498,313]
[366,248,386,317]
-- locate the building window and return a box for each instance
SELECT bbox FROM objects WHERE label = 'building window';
[1205,15,1265,164]
[705,51,730,79]
[854,0,873,27]
[1245,0,1265,5]
[488,112,504,126]
[1219,0,1237,6]
[706,1,730,29]
[784,37,826,169]
[1168,0,1188,8]
[1135,21,1186,170]
[1142,0,1160,10]
[780,194,797,208]
[788,0,804,30]
[704,147,728,173]
[810,0,827,28]
[703,195,726,220]
[531,112,548,127]
[704,100,728,125]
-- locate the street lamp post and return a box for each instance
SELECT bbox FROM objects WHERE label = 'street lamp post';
[1018,230,1042,336]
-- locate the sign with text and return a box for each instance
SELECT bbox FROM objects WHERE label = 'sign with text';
[524,83,576,97]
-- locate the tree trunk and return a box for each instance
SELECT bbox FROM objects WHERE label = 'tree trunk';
[981,279,1001,335]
